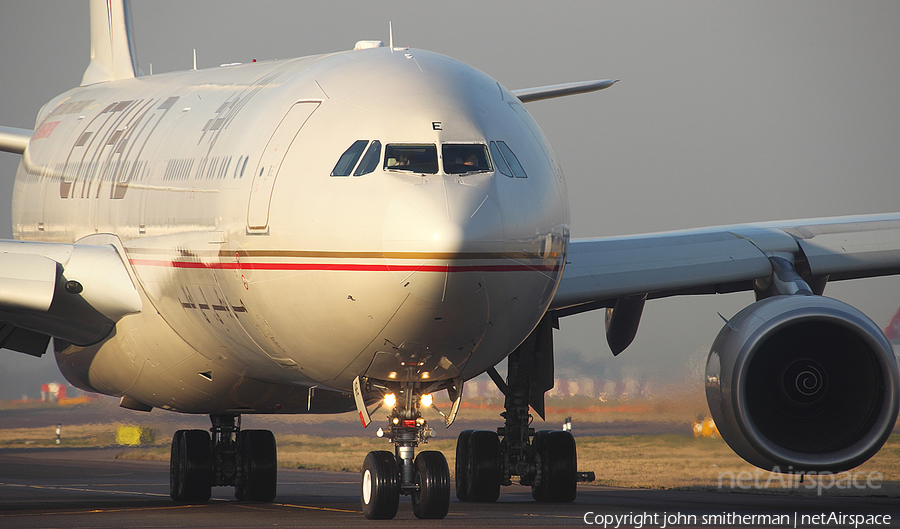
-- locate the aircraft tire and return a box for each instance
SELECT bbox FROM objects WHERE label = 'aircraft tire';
[531,430,576,502]
[236,430,277,502]
[361,450,400,519]
[169,430,184,500]
[412,451,450,519]
[455,430,473,501]
[466,430,500,502]
[173,429,212,503]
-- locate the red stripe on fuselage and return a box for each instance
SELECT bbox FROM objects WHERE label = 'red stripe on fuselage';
[128,258,560,273]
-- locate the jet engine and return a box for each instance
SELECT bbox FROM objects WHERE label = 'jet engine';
[705,295,899,473]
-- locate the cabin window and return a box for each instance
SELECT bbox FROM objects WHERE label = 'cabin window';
[442,144,491,174]
[354,140,381,176]
[331,140,369,176]
[491,140,527,178]
[234,156,244,178]
[384,144,438,174]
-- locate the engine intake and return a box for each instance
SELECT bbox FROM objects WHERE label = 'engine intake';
[706,295,899,473]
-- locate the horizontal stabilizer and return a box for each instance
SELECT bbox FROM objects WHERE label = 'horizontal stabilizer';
[512,79,617,103]
[0,126,32,154]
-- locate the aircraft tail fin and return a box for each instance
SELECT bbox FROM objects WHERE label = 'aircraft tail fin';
[81,0,140,86]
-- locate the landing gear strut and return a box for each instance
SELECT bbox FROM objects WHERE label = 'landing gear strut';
[456,315,586,503]
[359,382,451,520]
[169,414,277,503]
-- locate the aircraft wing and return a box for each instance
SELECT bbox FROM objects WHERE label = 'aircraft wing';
[512,79,617,103]
[552,213,900,316]
[0,238,142,356]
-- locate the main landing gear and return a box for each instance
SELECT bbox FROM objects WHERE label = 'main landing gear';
[169,414,277,503]
[456,315,589,503]
[357,381,453,520]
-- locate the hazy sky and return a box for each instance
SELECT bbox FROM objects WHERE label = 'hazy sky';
[1,1,899,400]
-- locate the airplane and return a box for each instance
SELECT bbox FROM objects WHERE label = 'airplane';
[1,0,900,520]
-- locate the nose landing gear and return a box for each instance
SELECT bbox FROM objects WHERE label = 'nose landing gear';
[358,382,451,520]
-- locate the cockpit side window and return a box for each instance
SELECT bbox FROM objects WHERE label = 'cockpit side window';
[384,144,438,174]
[489,141,512,177]
[494,141,527,178]
[331,140,369,176]
[354,140,381,176]
[442,144,491,174]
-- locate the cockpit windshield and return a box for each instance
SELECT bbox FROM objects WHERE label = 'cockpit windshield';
[384,144,438,174]
[442,144,491,174]
[336,142,509,177]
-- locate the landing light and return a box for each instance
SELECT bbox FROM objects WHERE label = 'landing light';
[420,393,433,407]
[384,393,397,407]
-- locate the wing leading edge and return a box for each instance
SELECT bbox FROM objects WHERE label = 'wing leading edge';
[552,213,900,317]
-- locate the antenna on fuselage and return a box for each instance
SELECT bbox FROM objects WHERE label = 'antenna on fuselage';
[192,49,197,70]
[389,21,393,53]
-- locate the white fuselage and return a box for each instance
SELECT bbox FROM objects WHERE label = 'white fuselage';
[13,47,569,414]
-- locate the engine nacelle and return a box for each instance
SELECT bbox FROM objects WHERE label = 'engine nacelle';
[705,295,899,473]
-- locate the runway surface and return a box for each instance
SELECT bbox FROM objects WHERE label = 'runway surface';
[0,448,897,528]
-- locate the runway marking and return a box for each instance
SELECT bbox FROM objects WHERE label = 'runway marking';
[67,483,166,488]
[0,481,171,498]
[521,513,585,520]
[0,482,233,518]
[2,480,360,516]
[0,505,199,518]
[267,502,360,514]
[0,482,361,517]
[279,480,357,485]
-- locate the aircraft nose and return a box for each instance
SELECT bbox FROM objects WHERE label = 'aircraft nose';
[382,181,504,302]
